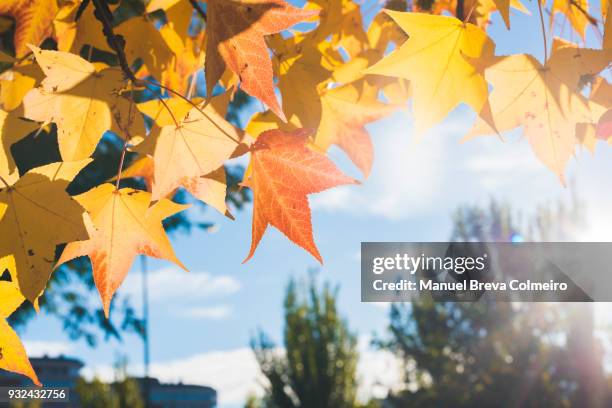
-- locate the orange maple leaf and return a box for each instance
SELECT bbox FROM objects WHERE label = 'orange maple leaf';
[205,0,318,121]
[0,0,58,58]
[243,129,357,263]
[56,185,188,316]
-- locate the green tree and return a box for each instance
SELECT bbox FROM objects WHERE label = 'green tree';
[75,356,144,408]
[380,195,609,407]
[251,275,366,408]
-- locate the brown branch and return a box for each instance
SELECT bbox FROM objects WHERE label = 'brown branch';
[189,0,207,21]
[456,0,465,21]
[91,0,136,82]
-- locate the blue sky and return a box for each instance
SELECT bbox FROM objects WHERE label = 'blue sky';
[15,1,612,406]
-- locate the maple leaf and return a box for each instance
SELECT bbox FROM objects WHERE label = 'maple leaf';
[243,129,357,263]
[135,93,243,216]
[23,47,142,161]
[56,184,188,316]
[466,0,530,28]
[466,49,610,183]
[592,77,612,140]
[147,0,193,38]
[54,0,111,54]
[367,11,408,51]
[550,0,593,39]
[0,161,90,303]
[115,16,175,82]
[307,0,369,58]
[313,84,397,178]
[270,33,339,128]
[0,0,58,57]
[0,279,40,386]
[158,24,204,94]
[0,61,43,112]
[205,0,317,121]
[0,109,39,176]
[366,11,496,137]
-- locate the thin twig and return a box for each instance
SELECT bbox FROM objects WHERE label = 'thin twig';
[114,86,135,190]
[189,0,207,21]
[537,0,548,62]
[569,0,599,25]
[141,82,181,127]
[0,176,9,188]
[138,78,241,144]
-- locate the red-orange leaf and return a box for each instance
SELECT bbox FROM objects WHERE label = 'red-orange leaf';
[56,184,188,316]
[205,0,317,121]
[243,129,357,263]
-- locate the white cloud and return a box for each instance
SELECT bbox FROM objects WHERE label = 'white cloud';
[184,305,232,320]
[120,267,241,303]
[311,113,579,221]
[312,115,450,220]
[23,341,73,358]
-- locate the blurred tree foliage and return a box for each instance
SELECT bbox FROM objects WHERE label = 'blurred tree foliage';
[251,275,377,408]
[380,193,610,407]
[75,356,144,408]
[0,0,253,346]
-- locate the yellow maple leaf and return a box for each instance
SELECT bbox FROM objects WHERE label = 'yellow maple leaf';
[550,0,593,39]
[0,109,40,176]
[0,160,90,303]
[313,84,397,177]
[0,0,58,57]
[147,0,193,38]
[367,11,408,51]
[56,184,188,316]
[135,92,243,215]
[270,34,340,128]
[115,16,175,82]
[23,47,143,161]
[0,279,40,386]
[466,49,610,183]
[366,11,496,137]
[307,0,368,58]
[0,61,43,112]
[54,0,111,54]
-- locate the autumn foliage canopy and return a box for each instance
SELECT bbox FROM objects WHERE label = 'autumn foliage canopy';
[0,0,609,385]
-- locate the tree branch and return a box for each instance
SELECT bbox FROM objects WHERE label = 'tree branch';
[91,0,136,81]
[189,0,207,21]
[456,0,465,21]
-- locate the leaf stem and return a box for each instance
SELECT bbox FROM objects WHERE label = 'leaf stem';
[115,140,130,191]
[537,0,548,62]
[0,176,9,188]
